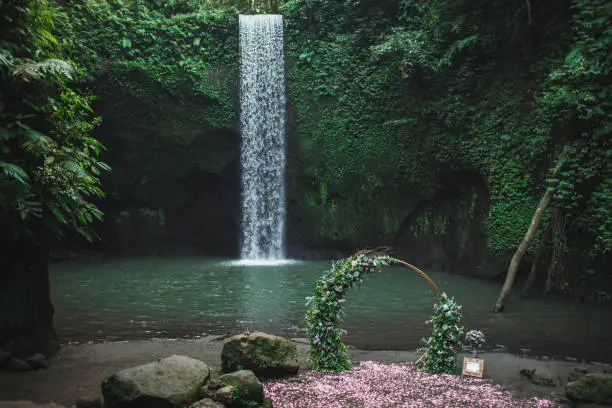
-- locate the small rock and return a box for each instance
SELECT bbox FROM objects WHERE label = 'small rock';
[5,358,32,372]
[211,386,235,405]
[192,399,224,408]
[0,349,10,367]
[206,379,221,390]
[215,370,264,406]
[520,367,558,387]
[25,353,48,369]
[566,373,612,405]
[74,397,102,408]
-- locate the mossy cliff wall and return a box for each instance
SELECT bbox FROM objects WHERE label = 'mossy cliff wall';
[61,3,241,256]
[62,1,610,298]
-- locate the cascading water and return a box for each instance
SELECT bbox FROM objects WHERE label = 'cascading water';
[239,15,286,262]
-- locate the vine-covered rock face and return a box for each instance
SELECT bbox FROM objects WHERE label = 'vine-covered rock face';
[306,252,395,372]
[101,355,210,408]
[58,3,241,257]
[221,332,299,378]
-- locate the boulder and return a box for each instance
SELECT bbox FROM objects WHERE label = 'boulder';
[101,355,210,408]
[217,370,264,404]
[192,400,224,408]
[201,371,265,408]
[520,367,557,387]
[221,332,298,378]
[25,353,48,369]
[566,373,612,405]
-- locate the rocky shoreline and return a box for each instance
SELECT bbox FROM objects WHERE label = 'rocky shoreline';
[0,334,610,408]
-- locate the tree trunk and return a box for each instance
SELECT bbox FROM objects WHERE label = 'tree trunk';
[493,156,564,312]
[544,208,567,294]
[521,221,553,295]
[0,241,58,358]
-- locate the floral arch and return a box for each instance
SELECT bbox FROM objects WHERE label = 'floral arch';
[306,249,463,373]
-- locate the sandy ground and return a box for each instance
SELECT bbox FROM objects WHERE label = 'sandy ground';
[0,336,605,407]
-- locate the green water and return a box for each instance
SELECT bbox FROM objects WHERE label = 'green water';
[50,258,612,362]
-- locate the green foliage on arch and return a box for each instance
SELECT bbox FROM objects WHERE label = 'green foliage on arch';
[417,293,464,374]
[306,252,396,372]
[306,251,461,373]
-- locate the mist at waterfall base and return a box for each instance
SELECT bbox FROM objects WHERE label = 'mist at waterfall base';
[232,14,294,267]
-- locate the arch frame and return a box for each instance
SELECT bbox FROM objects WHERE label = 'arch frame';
[306,249,441,372]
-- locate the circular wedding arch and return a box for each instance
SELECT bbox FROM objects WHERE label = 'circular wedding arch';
[306,249,441,372]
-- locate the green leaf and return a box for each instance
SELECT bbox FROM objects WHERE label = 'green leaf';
[0,161,30,184]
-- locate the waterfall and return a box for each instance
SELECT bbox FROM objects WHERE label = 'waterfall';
[239,14,286,261]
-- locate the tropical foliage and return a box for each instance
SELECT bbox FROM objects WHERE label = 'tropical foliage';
[280,0,611,299]
[0,0,108,243]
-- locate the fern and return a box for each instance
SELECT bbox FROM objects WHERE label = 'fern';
[0,49,14,69]
[11,58,75,82]
[0,162,30,185]
[15,194,43,219]
[22,129,56,154]
[56,158,90,179]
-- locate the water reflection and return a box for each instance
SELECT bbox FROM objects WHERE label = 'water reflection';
[50,258,612,362]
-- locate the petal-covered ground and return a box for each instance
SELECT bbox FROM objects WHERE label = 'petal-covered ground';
[263,361,560,408]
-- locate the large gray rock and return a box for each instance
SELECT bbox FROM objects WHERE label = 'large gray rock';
[102,355,210,408]
[221,332,298,378]
[566,373,612,405]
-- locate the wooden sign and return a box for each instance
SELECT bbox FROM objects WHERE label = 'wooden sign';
[462,357,485,378]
